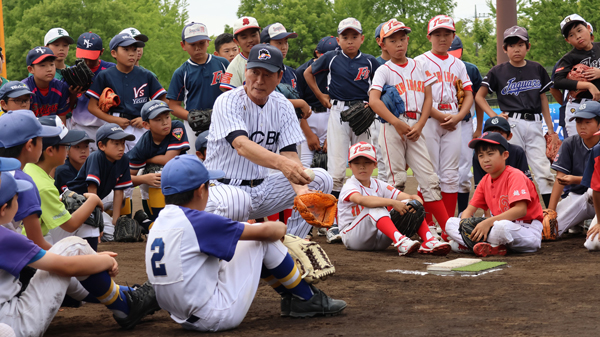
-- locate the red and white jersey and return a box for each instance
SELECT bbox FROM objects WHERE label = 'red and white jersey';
[338,176,400,229]
[370,58,437,113]
[415,51,472,112]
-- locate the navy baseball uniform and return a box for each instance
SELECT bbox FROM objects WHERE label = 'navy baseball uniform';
[22,76,70,117]
[376,56,387,65]
[482,60,555,196]
[54,158,79,193]
[128,120,190,170]
[296,59,327,111]
[281,65,297,88]
[67,150,133,200]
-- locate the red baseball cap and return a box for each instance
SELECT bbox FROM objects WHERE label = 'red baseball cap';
[348,142,377,162]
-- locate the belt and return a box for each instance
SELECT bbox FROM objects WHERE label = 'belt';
[311,106,328,113]
[217,178,264,187]
[186,314,199,323]
[113,112,140,121]
[507,112,540,121]
[438,103,453,110]
[405,111,419,119]
[332,99,363,107]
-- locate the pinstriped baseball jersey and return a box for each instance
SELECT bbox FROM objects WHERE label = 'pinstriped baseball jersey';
[370,59,437,113]
[219,53,248,91]
[204,86,305,180]
[415,51,472,111]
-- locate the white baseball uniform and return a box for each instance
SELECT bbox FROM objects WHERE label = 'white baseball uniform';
[584,216,600,250]
[415,51,472,193]
[338,176,401,250]
[219,53,247,91]
[370,59,442,202]
[204,87,333,239]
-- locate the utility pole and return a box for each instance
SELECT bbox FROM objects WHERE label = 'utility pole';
[496,0,517,64]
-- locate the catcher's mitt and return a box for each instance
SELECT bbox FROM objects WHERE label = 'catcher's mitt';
[293,191,337,228]
[98,87,120,113]
[459,217,488,250]
[187,109,212,135]
[61,190,103,231]
[114,216,143,242]
[566,63,593,99]
[311,150,327,170]
[455,79,465,110]
[542,209,558,241]
[275,83,303,119]
[60,59,95,92]
[340,103,375,136]
[143,163,163,174]
[283,234,335,284]
[544,133,562,163]
[389,200,426,238]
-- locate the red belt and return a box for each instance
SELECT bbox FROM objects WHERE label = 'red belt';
[438,103,453,110]
[405,111,418,119]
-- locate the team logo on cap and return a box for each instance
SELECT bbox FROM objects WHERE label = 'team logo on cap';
[243,18,250,25]
[270,24,285,34]
[258,48,271,60]
[111,126,124,132]
[565,17,572,23]
[35,47,44,54]
[84,39,93,48]
[491,118,499,124]
[580,104,587,110]
[172,128,183,141]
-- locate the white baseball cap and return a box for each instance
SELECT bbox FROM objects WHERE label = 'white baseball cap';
[233,16,260,35]
[428,15,456,35]
[44,28,75,46]
[182,22,210,43]
[560,14,590,37]
[120,27,149,42]
[260,23,297,43]
[348,142,377,163]
[338,17,362,35]
[380,19,411,39]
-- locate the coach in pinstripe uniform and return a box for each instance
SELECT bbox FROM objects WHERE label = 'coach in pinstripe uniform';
[203,44,333,238]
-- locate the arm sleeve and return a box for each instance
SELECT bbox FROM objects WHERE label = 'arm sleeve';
[225,130,249,145]
[553,55,579,91]
[56,82,71,116]
[114,156,133,190]
[379,181,399,200]
[369,66,387,92]
[166,120,190,151]
[469,180,489,210]
[551,138,573,174]
[507,172,534,205]
[148,72,167,100]
[86,71,106,99]
[186,210,245,261]
[127,146,146,170]
[84,153,103,187]
[582,148,600,191]
[209,93,248,140]
[38,186,72,231]
[295,66,308,99]
[14,185,42,222]
[311,51,333,75]
[481,68,497,93]
[0,226,42,278]
[166,67,185,101]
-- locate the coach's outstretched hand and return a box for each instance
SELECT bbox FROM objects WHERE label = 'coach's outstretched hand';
[280,157,312,185]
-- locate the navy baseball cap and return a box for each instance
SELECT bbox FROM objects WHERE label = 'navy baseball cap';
[260,23,297,43]
[109,33,145,51]
[316,36,339,53]
[161,154,224,196]
[141,100,172,121]
[448,35,463,58]
[120,28,149,42]
[570,101,600,121]
[468,132,509,151]
[181,22,210,43]
[0,110,61,148]
[96,123,135,143]
[375,23,384,39]
[0,172,33,206]
[0,81,32,99]
[483,116,511,134]
[195,130,209,150]
[0,157,20,171]
[39,115,87,147]
[76,32,103,59]
[26,47,56,66]
[246,44,284,73]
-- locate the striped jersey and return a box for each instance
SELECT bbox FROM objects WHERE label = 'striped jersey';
[21,76,71,117]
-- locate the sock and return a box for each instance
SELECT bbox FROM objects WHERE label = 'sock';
[79,272,129,315]
[457,193,470,215]
[423,199,449,231]
[376,216,403,244]
[542,194,551,208]
[441,192,458,218]
[418,191,434,225]
[417,220,435,242]
[260,266,287,294]
[266,253,313,300]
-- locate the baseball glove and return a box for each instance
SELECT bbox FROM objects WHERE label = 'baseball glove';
[114,216,143,242]
[340,103,375,137]
[275,83,304,119]
[61,190,103,232]
[455,79,465,110]
[389,200,426,238]
[459,217,488,250]
[311,150,327,170]
[60,59,95,92]
[293,191,337,229]
[380,85,405,123]
[282,234,335,284]
[567,63,593,99]
[542,209,558,241]
[98,87,120,113]
[544,133,562,163]
[187,109,212,135]
[143,163,163,174]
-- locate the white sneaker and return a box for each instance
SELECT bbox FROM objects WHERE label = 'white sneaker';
[326,226,342,244]
[419,239,451,256]
[317,228,328,236]
[449,240,471,254]
[428,225,442,240]
[568,225,583,234]
[395,237,420,256]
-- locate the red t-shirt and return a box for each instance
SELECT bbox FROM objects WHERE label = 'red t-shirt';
[470,166,543,222]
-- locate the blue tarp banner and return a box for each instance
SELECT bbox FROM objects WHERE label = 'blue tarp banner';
[479,103,565,140]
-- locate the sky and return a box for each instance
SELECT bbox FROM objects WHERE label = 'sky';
[187,0,492,36]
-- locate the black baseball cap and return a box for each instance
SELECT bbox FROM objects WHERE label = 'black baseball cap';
[96,123,135,143]
[483,116,511,134]
[448,35,463,58]
[468,132,509,151]
[26,46,56,66]
[38,115,87,147]
[246,44,284,73]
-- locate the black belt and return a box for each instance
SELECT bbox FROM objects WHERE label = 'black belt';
[311,106,328,113]
[186,314,199,323]
[217,178,264,187]
[332,99,363,107]
[112,112,140,121]
[507,112,540,121]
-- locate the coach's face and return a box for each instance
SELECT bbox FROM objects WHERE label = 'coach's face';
[244,67,283,105]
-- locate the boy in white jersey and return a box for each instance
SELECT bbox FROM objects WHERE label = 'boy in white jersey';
[219,17,261,91]
[338,142,450,255]
[369,18,451,242]
[415,15,473,232]
[146,155,346,331]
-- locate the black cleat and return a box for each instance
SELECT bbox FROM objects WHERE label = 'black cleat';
[113,281,161,329]
[289,285,347,318]
[134,210,152,234]
[281,293,292,317]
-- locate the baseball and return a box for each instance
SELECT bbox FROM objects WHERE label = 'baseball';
[304,168,315,182]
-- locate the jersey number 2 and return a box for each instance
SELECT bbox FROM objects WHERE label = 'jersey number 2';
[150,238,167,276]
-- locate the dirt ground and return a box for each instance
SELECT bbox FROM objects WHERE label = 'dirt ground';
[44,178,600,337]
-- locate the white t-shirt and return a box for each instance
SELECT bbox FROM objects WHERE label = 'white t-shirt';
[338,176,399,229]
